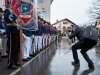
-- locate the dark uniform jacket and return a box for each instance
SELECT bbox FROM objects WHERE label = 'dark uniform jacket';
[0,18,6,29]
[22,29,33,37]
[4,9,19,33]
[37,23,43,36]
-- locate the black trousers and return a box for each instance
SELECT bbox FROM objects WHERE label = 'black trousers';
[7,33,19,66]
[72,40,97,65]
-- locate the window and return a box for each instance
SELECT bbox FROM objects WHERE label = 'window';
[63,26,67,32]
[37,12,41,16]
[67,26,72,32]
[41,11,46,18]
[58,24,61,30]
[37,6,39,9]
[42,5,45,10]
[63,21,68,24]
[63,26,66,30]
[38,12,41,15]
[39,0,43,3]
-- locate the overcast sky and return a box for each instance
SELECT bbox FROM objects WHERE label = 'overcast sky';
[51,0,92,25]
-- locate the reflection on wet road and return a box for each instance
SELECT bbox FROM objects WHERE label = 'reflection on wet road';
[15,37,100,75]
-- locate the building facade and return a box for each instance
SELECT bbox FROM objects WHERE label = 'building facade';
[37,0,53,22]
[52,18,76,34]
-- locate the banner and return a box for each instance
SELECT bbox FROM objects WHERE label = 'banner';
[10,0,38,31]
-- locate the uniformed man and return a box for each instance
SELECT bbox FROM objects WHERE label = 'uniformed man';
[0,7,6,61]
[29,33,35,57]
[41,18,46,50]
[0,8,7,58]
[47,22,51,46]
[4,5,20,69]
[44,21,49,47]
[50,25,53,44]
[37,16,43,52]
[22,29,33,61]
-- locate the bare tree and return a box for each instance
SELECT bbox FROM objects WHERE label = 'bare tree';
[87,0,100,25]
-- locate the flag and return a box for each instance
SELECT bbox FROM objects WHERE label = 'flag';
[10,0,38,31]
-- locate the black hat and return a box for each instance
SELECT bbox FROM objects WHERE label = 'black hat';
[44,21,47,24]
[48,22,51,25]
[0,8,4,12]
[41,18,44,21]
[38,16,41,19]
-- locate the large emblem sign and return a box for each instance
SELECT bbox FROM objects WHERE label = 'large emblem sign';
[20,4,31,18]
[11,0,36,26]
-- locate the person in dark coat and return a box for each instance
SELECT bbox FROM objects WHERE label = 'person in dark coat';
[0,7,5,61]
[69,25,97,69]
[4,8,20,69]
[0,7,8,58]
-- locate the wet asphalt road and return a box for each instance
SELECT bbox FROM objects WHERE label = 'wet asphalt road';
[15,37,100,75]
[1,37,100,75]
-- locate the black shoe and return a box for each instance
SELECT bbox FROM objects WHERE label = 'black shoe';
[40,49,42,51]
[27,57,32,59]
[0,56,1,61]
[8,65,18,70]
[1,55,8,58]
[72,61,80,66]
[15,62,20,66]
[22,58,30,61]
[88,64,95,69]
[30,54,35,57]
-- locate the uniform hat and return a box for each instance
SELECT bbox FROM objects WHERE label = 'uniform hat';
[48,22,51,25]
[47,22,49,25]
[41,18,44,21]
[44,21,47,24]
[0,8,4,12]
[38,16,41,19]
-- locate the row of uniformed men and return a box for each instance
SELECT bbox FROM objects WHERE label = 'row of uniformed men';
[22,16,58,61]
[0,7,58,69]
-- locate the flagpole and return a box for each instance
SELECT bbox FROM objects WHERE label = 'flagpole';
[19,23,23,71]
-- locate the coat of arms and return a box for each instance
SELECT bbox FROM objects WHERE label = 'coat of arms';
[11,0,34,25]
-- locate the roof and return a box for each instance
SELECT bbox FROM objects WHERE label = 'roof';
[52,18,76,25]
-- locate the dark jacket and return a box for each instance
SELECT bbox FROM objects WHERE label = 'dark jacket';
[22,29,33,37]
[69,27,84,41]
[4,9,19,33]
[0,18,6,29]
[37,23,43,36]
